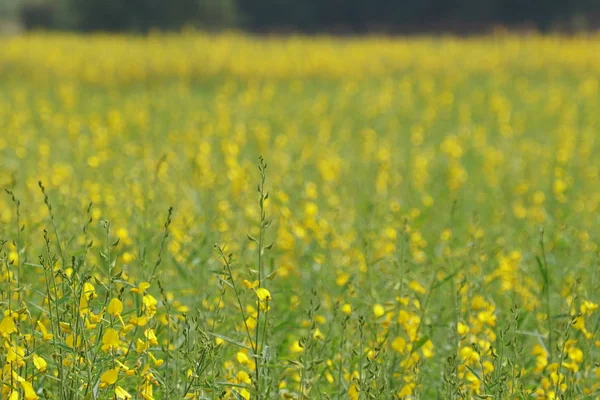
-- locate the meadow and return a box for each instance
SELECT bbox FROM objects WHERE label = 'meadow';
[0,33,599,399]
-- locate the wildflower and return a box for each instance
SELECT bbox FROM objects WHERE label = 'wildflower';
[245,316,257,330]
[290,340,304,353]
[119,360,137,376]
[100,368,119,387]
[398,383,415,398]
[243,279,259,289]
[130,315,149,326]
[140,380,154,400]
[421,339,434,358]
[142,294,158,317]
[6,342,25,367]
[20,380,38,400]
[409,280,426,294]
[101,328,120,352]
[0,315,17,337]
[149,352,164,367]
[336,272,350,286]
[108,298,123,316]
[457,322,469,336]
[136,338,150,353]
[373,304,385,318]
[59,322,72,333]
[236,351,249,364]
[477,310,496,326]
[131,282,151,294]
[460,346,480,364]
[581,300,598,316]
[115,386,132,399]
[568,346,583,364]
[82,282,97,300]
[32,354,47,372]
[144,328,158,345]
[236,370,251,385]
[121,252,134,264]
[313,327,325,340]
[391,337,406,353]
[256,288,271,301]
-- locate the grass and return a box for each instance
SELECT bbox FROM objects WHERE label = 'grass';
[0,33,599,399]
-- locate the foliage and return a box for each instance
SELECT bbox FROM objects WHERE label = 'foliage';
[14,0,237,32]
[12,0,600,33]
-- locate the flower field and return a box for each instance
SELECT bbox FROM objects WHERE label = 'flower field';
[0,33,600,399]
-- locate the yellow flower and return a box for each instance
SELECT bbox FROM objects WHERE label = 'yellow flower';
[108,298,124,316]
[143,294,158,316]
[243,279,259,289]
[0,315,17,337]
[245,316,257,330]
[59,322,72,333]
[89,311,103,323]
[477,310,496,326]
[440,228,452,241]
[290,340,304,353]
[573,316,585,330]
[65,333,82,349]
[336,272,350,286]
[568,346,583,364]
[256,288,271,302]
[581,300,598,316]
[373,304,385,318]
[121,252,134,264]
[236,370,251,384]
[313,327,325,340]
[236,351,249,364]
[100,368,119,387]
[131,282,150,294]
[36,321,53,341]
[85,280,98,296]
[483,361,494,374]
[341,303,352,315]
[5,343,24,367]
[115,360,135,376]
[136,338,149,353]
[398,383,415,398]
[101,328,120,352]
[459,346,480,364]
[421,339,434,358]
[140,381,154,400]
[457,321,469,336]
[32,354,47,372]
[409,280,426,294]
[391,337,406,353]
[131,282,151,294]
[115,386,132,399]
[149,352,164,367]
[237,389,250,400]
[144,328,158,345]
[20,380,38,400]
[130,315,149,326]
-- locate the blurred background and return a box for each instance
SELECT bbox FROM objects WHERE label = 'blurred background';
[1,0,600,35]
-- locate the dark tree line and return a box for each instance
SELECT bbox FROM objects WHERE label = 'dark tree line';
[19,0,600,33]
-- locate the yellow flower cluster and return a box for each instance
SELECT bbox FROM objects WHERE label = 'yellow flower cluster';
[0,33,598,398]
